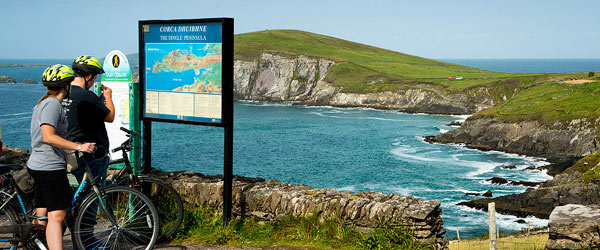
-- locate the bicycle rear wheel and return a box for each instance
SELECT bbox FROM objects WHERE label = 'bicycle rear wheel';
[0,206,19,250]
[120,176,184,242]
[71,186,159,250]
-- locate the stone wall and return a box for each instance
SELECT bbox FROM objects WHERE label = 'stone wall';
[155,170,446,245]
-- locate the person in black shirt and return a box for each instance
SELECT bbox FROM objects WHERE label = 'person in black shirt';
[67,55,114,248]
[67,55,114,183]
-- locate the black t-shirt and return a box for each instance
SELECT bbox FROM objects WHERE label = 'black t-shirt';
[66,85,110,150]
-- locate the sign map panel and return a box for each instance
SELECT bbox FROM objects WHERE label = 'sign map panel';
[142,22,223,123]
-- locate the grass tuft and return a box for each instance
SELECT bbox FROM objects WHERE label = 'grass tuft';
[173,204,436,249]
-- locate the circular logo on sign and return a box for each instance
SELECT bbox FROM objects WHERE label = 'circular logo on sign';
[112,55,120,68]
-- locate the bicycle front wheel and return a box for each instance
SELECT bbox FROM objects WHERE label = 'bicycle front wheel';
[72,186,159,250]
[120,176,184,242]
[0,206,19,250]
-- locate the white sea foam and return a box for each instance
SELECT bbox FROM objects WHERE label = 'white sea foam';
[387,186,413,196]
[2,117,30,123]
[423,188,480,194]
[495,214,548,232]
[439,128,449,133]
[238,101,293,107]
[452,114,471,122]
[338,185,356,192]
[0,112,32,118]
[390,146,502,178]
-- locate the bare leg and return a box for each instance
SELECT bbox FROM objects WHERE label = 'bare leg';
[35,208,48,226]
[46,209,67,250]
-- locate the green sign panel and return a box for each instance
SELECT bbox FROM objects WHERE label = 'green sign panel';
[102,50,132,82]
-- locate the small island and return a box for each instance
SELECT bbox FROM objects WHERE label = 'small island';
[0,62,51,68]
[0,76,16,83]
[0,76,37,84]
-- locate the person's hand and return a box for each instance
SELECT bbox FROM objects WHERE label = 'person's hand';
[79,143,96,153]
[101,86,113,99]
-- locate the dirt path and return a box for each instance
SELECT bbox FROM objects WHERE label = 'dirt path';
[562,79,596,84]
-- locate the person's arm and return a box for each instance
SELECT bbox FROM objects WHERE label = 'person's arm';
[40,124,95,153]
[101,86,115,123]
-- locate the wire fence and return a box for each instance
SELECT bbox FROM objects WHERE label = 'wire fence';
[450,237,547,250]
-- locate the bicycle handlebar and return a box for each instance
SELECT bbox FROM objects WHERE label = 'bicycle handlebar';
[112,127,138,153]
[120,126,138,136]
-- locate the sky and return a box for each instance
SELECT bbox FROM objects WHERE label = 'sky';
[1,0,599,59]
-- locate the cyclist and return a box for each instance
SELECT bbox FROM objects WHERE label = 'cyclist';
[27,64,95,250]
[67,55,113,248]
[67,55,114,184]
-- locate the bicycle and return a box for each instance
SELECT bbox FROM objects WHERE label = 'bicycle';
[0,163,46,250]
[108,127,184,242]
[0,154,160,250]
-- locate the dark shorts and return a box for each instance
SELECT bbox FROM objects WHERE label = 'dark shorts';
[28,168,73,212]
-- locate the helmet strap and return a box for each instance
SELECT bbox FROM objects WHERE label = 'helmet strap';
[84,74,94,89]
[65,84,71,100]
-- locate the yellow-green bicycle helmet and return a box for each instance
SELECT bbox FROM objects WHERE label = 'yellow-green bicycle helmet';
[41,64,75,89]
[72,55,105,76]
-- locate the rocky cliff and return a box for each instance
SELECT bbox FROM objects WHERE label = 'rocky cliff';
[233,53,514,114]
[546,204,600,249]
[428,116,598,172]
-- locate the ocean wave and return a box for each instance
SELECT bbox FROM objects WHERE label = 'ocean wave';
[0,112,32,118]
[2,117,30,123]
[444,205,548,233]
[391,146,501,177]
[452,114,471,122]
[423,188,480,194]
[311,111,414,122]
[238,101,293,107]
[439,128,449,133]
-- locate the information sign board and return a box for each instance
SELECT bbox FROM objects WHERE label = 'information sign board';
[140,19,231,125]
[100,50,133,159]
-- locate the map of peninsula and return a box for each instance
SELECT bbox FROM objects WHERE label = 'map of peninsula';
[146,44,222,93]
[152,46,221,74]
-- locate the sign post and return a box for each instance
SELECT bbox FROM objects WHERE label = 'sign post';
[99,50,140,169]
[139,18,234,222]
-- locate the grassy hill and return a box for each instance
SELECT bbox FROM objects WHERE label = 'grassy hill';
[475,73,600,128]
[234,30,543,93]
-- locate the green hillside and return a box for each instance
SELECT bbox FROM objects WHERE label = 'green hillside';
[234,30,540,93]
[476,73,600,128]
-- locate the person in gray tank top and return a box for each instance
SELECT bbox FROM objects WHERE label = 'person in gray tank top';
[27,65,95,250]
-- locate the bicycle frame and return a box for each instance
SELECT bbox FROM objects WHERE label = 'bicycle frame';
[0,158,120,244]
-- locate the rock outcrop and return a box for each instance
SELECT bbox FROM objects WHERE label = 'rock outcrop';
[428,117,598,172]
[157,170,446,245]
[0,76,16,83]
[546,204,600,249]
[458,170,600,219]
[17,79,37,84]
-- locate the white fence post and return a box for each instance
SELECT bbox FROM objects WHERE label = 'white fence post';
[488,202,497,250]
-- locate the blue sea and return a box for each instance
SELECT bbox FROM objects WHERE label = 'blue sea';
[439,58,600,73]
[1,58,596,238]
